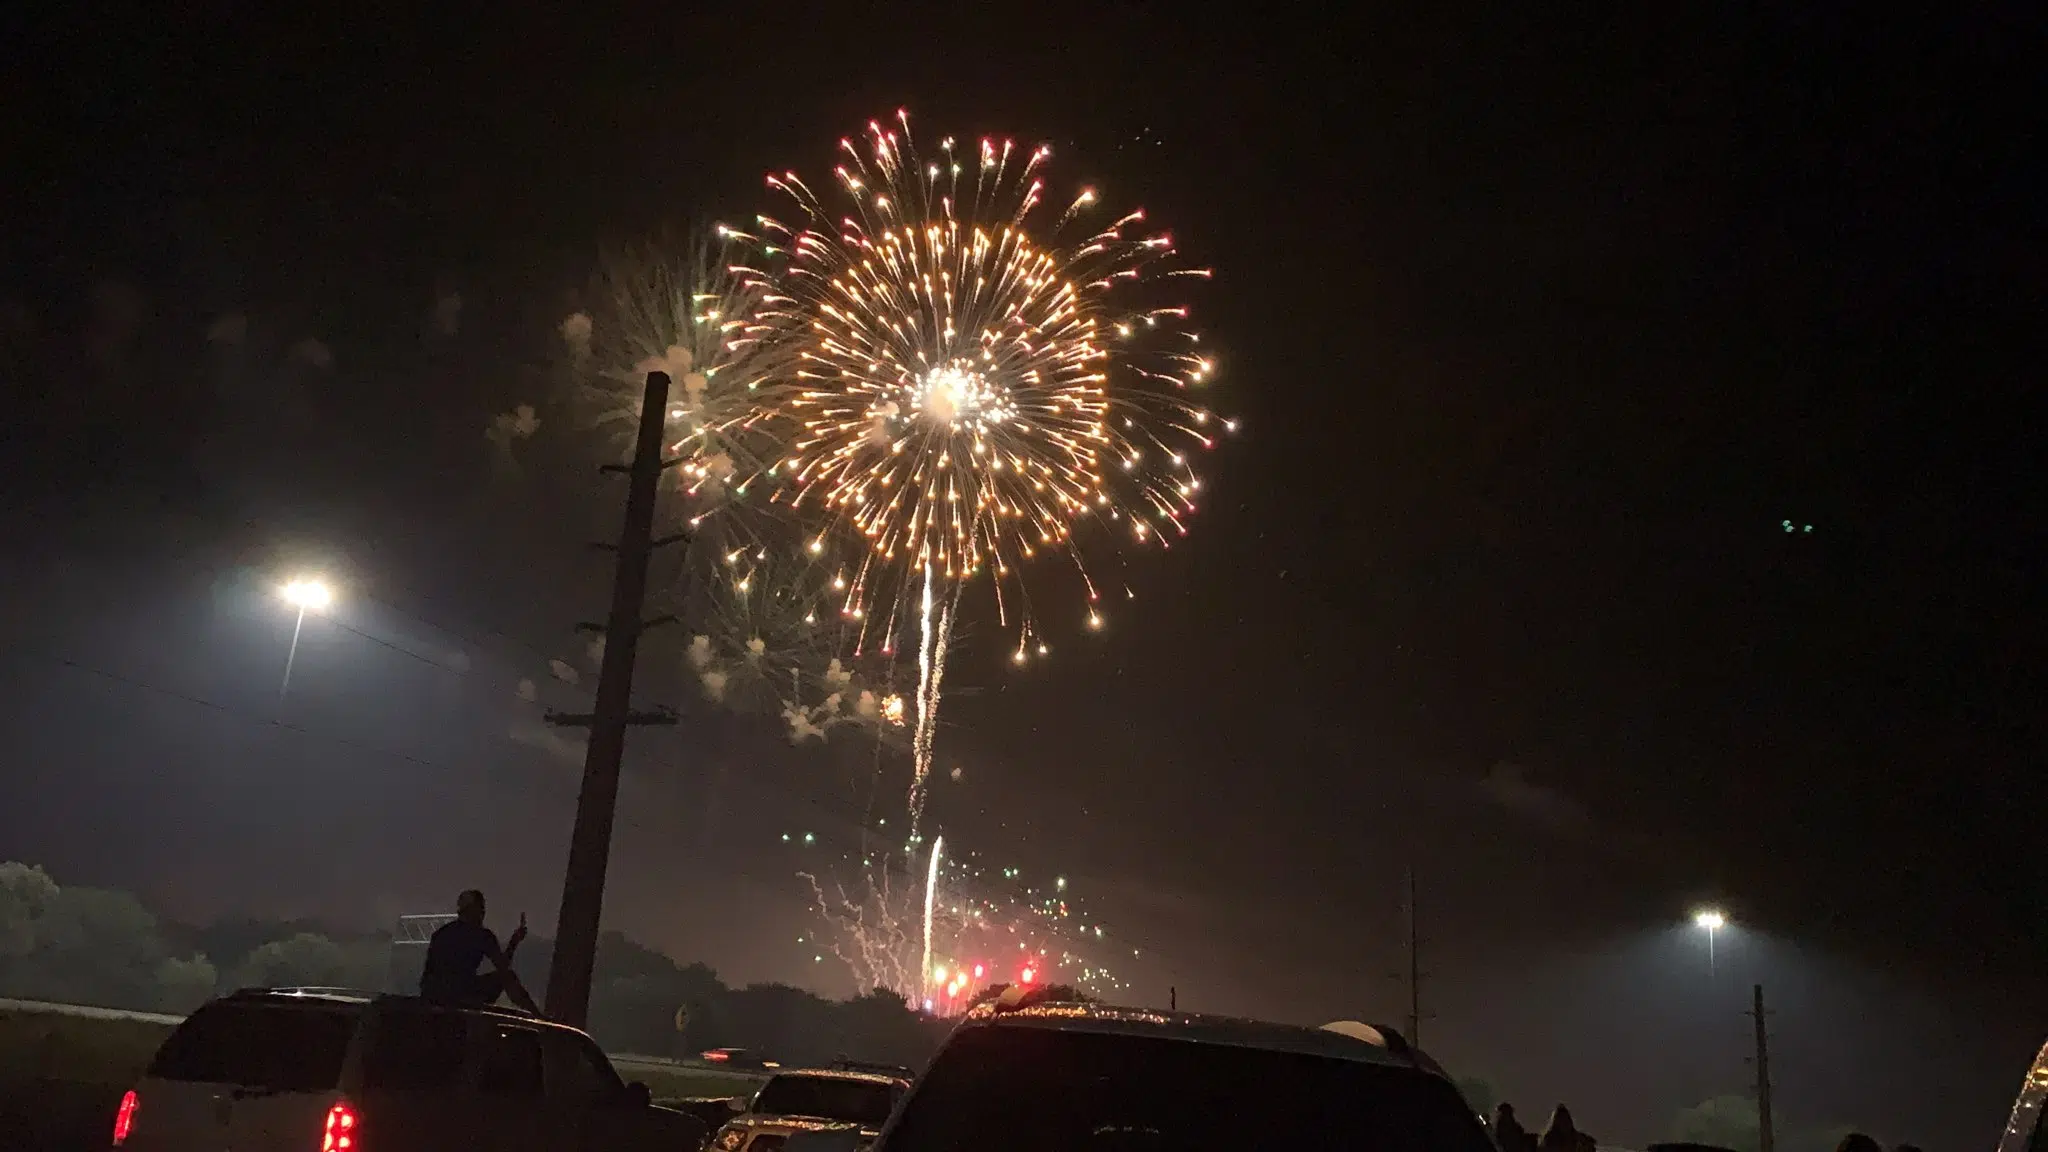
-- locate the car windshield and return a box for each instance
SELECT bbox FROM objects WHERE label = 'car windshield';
[753,1074,899,1127]
[882,1026,1495,1152]
[148,1001,358,1092]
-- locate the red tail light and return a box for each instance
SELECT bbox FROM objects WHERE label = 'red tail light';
[111,1089,139,1146]
[321,1100,359,1152]
[702,1050,729,1062]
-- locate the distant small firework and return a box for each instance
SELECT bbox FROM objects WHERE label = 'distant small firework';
[684,547,907,743]
[735,110,1232,831]
[792,828,1133,1008]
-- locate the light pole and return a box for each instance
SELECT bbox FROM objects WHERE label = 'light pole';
[1693,908,1726,978]
[277,578,333,700]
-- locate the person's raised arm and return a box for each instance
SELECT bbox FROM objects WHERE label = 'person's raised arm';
[490,913,528,970]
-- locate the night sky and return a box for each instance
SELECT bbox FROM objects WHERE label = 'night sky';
[6,4,2043,1148]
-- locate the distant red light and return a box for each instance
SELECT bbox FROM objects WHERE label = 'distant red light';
[111,1090,139,1146]
[321,1100,358,1152]
[703,1050,730,1062]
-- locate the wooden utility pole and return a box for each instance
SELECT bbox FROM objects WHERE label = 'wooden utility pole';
[1392,860,1425,1041]
[1400,860,1417,1041]
[543,371,684,1026]
[1750,983,1776,1152]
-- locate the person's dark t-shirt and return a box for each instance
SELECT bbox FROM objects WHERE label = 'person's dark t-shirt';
[420,919,500,1001]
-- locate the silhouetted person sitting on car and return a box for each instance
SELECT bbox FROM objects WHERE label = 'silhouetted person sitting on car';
[420,889,539,1013]
[1493,1103,1533,1152]
[1539,1105,1582,1152]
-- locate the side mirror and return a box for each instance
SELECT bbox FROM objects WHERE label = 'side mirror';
[782,1129,861,1152]
[621,1082,652,1109]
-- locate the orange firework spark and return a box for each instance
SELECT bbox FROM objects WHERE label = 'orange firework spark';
[733,109,1232,658]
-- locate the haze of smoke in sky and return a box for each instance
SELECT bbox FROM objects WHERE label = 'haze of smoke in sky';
[508,713,585,765]
[446,650,471,674]
[205,312,247,346]
[0,297,33,342]
[87,279,146,372]
[288,337,333,370]
[485,404,540,458]
[559,311,592,364]
[585,635,605,668]
[515,678,539,702]
[1479,761,1591,834]
[434,291,462,336]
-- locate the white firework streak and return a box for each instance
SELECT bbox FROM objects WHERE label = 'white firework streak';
[908,567,955,837]
[920,834,944,1004]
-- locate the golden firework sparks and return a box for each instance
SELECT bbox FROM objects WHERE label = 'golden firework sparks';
[734,110,1232,659]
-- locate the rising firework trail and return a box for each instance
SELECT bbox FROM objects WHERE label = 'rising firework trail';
[921,834,944,1004]
[737,110,1233,835]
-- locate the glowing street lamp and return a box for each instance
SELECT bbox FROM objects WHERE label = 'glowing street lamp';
[277,578,333,700]
[1693,908,1727,976]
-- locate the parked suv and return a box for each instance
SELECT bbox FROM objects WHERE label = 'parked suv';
[109,987,704,1152]
[787,995,1493,1152]
[1997,1037,2048,1152]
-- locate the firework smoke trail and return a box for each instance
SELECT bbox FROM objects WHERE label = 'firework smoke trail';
[801,864,920,998]
[736,110,1232,839]
[906,568,957,832]
[921,834,944,1003]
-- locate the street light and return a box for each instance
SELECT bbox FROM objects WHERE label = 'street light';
[1693,908,1726,976]
[277,578,333,700]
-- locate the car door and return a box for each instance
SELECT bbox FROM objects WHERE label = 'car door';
[472,1019,551,1152]
[543,1028,702,1152]
[355,1003,484,1152]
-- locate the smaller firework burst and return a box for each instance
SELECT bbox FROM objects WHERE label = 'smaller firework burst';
[684,544,908,744]
[561,229,792,517]
[791,827,1134,1008]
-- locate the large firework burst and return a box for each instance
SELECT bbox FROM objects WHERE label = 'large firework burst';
[740,111,1229,653]
[734,111,1232,827]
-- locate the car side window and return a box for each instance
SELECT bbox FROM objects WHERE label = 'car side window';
[544,1031,623,1107]
[478,1024,545,1098]
[362,1007,471,1091]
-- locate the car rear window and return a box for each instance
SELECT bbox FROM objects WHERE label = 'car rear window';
[883,1026,1494,1152]
[148,1001,358,1091]
[753,1075,899,1127]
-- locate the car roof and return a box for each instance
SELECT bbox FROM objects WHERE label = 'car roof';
[217,988,592,1036]
[957,1000,1447,1075]
[764,1068,909,1087]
